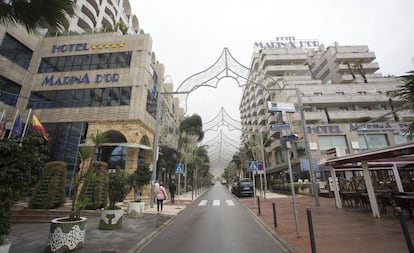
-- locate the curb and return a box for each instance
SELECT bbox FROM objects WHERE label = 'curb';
[238,197,300,253]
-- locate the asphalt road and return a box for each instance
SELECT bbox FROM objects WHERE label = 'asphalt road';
[137,183,289,253]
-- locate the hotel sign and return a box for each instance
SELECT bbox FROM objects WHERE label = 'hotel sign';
[42,73,120,86]
[255,36,319,50]
[50,42,124,53]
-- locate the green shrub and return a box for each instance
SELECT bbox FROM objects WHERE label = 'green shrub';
[29,161,67,209]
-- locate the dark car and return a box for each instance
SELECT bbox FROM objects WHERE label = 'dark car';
[234,179,254,197]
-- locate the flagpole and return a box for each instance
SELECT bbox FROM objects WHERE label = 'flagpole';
[8,109,19,139]
[0,109,5,140]
[21,108,32,141]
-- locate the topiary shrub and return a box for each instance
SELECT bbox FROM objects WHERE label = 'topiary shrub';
[29,161,67,209]
[83,161,108,210]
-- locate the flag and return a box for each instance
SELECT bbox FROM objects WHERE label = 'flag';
[11,112,23,139]
[32,113,50,141]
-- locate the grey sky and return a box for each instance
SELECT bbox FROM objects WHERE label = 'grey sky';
[131,0,414,176]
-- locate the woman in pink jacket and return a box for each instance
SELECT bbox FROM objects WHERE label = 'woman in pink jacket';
[156,182,168,214]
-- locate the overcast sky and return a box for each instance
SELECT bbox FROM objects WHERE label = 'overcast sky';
[131,0,414,176]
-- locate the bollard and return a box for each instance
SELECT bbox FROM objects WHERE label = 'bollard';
[396,207,414,253]
[307,207,317,253]
[272,202,277,227]
[257,196,261,216]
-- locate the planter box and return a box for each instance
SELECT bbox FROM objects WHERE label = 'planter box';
[45,217,87,253]
[98,209,123,230]
[128,202,145,218]
[0,239,11,253]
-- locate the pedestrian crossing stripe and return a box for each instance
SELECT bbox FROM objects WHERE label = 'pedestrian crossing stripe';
[226,200,235,206]
[198,200,234,207]
[199,200,208,206]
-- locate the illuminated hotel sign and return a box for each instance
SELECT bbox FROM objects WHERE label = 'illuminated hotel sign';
[42,73,120,86]
[51,42,124,53]
[254,36,319,50]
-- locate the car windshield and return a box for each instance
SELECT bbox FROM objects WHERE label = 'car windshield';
[239,181,252,187]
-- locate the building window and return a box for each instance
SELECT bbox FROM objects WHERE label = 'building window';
[0,33,33,69]
[357,91,367,95]
[339,107,348,111]
[358,134,388,150]
[394,133,410,145]
[146,90,157,118]
[314,92,323,96]
[0,76,21,106]
[38,51,132,73]
[318,135,348,154]
[336,92,344,95]
[296,141,306,157]
[361,106,371,111]
[28,86,132,109]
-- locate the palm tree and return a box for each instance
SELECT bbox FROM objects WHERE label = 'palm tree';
[0,0,75,33]
[391,70,414,139]
[71,131,107,220]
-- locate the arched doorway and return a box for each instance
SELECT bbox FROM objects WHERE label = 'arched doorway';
[98,130,128,171]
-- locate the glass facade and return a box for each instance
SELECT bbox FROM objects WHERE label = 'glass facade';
[318,135,348,153]
[27,86,131,109]
[45,121,87,184]
[38,51,132,73]
[0,33,33,69]
[0,76,22,106]
[358,134,389,150]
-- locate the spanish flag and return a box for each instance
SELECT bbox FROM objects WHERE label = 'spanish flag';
[32,113,50,141]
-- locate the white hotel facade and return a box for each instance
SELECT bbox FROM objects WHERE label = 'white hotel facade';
[240,38,413,185]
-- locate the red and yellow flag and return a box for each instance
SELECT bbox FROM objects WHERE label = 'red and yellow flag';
[32,113,50,141]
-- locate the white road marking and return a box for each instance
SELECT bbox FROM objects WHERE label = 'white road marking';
[226,200,235,206]
[198,200,208,206]
[198,200,235,207]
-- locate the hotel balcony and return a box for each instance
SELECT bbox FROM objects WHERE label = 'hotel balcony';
[334,52,376,63]
[263,65,309,76]
[336,62,380,74]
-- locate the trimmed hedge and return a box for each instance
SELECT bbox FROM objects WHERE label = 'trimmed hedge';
[83,161,109,210]
[29,161,67,209]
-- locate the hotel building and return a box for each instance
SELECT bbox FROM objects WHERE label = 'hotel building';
[240,38,413,187]
[0,0,183,197]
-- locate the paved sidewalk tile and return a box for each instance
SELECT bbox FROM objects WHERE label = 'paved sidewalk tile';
[241,193,414,253]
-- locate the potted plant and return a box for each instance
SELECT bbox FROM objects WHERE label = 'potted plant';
[0,132,49,253]
[126,163,152,218]
[45,131,107,253]
[98,168,130,230]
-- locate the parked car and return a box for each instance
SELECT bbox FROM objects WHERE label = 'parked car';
[234,179,254,197]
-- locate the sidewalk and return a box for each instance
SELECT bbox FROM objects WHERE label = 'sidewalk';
[8,189,414,253]
[240,192,414,253]
[8,190,198,253]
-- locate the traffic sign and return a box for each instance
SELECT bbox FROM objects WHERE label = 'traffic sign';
[269,123,291,131]
[247,161,258,171]
[267,101,296,113]
[175,163,184,174]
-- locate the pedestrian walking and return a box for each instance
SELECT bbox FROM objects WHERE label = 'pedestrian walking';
[169,180,177,203]
[154,180,160,203]
[156,182,168,214]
